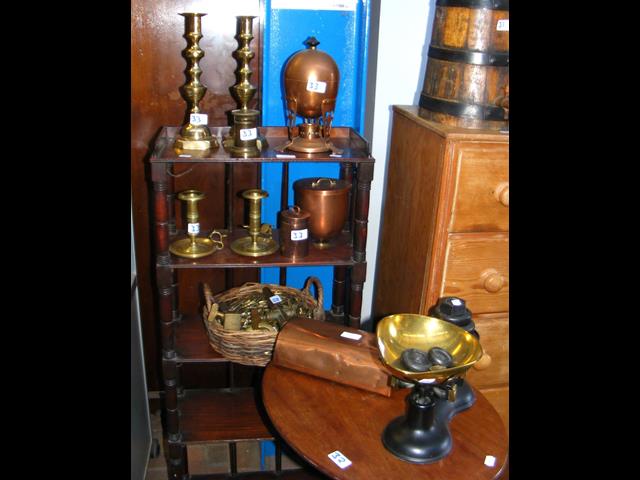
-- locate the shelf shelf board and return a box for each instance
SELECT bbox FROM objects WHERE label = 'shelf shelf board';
[167,230,355,269]
[175,313,347,364]
[181,388,274,443]
[175,314,226,363]
[150,126,374,164]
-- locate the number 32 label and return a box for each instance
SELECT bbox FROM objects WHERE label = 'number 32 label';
[328,451,352,469]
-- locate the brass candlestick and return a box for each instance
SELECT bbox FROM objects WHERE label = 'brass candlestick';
[223,16,266,156]
[231,189,278,257]
[170,190,224,258]
[174,13,218,152]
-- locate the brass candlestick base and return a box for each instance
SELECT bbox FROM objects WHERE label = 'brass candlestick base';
[231,189,278,257]
[227,109,262,157]
[174,13,219,153]
[175,124,218,151]
[230,235,278,257]
[170,189,224,259]
[170,233,224,259]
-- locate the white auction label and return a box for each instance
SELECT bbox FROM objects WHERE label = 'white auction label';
[328,451,352,469]
[270,295,282,304]
[306,80,327,94]
[272,0,357,11]
[497,19,509,31]
[276,154,296,158]
[484,455,497,467]
[187,223,200,234]
[290,229,308,241]
[189,113,208,125]
[239,128,257,141]
[340,331,362,341]
[451,298,462,306]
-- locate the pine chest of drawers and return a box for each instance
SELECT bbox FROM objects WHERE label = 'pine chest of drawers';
[373,105,509,430]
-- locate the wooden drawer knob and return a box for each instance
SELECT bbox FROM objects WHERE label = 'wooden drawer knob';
[494,182,509,207]
[481,268,505,293]
[474,350,492,370]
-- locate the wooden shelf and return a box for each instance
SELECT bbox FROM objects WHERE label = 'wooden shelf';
[175,313,346,364]
[181,389,274,443]
[150,126,373,164]
[168,230,355,269]
[175,314,225,363]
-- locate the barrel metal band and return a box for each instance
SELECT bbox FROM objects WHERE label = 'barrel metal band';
[428,46,509,67]
[419,94,506,121]
[436,0,509,10]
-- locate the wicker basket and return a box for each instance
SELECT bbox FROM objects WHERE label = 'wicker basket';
[202,277,324,367]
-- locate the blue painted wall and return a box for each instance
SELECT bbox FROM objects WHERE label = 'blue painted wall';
[260,0,371,309]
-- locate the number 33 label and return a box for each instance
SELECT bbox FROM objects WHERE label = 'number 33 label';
[328,451,352,469]
[306,80,327,93]
[240,128,257,141]
[189,113,208,125]
[291,229,308,241]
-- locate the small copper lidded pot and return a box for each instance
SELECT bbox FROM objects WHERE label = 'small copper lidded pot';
[293,177,351,248]
[279,205,311,259]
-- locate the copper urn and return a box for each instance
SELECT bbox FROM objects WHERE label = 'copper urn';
[293,178,351,247]
[281,37,340,153]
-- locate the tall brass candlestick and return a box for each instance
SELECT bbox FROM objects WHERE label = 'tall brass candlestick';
[174,13,218,152]
[224,16,266,156]
[230,189,278,257]
[170,190,224,258]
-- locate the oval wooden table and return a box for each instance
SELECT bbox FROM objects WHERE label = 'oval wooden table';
[262,364,508,480]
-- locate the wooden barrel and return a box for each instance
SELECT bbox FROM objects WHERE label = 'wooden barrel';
[419,0,509,130]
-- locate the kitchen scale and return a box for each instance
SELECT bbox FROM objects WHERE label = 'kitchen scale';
[376,313,483,463]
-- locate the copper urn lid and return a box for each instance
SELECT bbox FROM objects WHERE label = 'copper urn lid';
[283,37,340,119]
[293,177,350,195]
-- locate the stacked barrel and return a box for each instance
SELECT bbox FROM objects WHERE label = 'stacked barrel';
[419,0,509,130]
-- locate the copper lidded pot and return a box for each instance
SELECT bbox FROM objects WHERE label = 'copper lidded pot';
[279,205,311,259]
[293,178,351,248]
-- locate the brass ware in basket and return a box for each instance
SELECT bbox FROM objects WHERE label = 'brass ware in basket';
[202,277,324,367]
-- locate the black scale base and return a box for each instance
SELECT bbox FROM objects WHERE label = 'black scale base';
[381,380,475,464]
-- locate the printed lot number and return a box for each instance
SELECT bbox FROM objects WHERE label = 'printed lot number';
[328,451,352,469]
[190,113,208,125]
[270,295,282,304]
[291,229,308,241]
[240,128,257,141]
[306,80,327,93]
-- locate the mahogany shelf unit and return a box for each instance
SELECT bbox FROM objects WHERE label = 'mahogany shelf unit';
[149,126,374,479]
